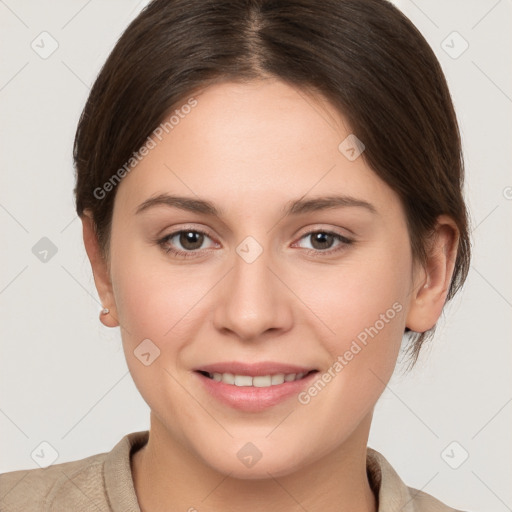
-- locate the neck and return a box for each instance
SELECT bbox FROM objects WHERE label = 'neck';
[131,412,377,512]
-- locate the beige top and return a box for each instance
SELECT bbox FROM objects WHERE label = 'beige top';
[0,430,465,511]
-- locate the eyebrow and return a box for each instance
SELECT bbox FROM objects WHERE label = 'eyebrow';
[135,193,377,217]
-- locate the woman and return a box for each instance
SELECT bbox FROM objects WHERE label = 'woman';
[0,0,472,510]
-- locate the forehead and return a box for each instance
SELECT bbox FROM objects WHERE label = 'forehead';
[113,79,400,220]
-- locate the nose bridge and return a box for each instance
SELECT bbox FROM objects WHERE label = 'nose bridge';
[214,234,290,340]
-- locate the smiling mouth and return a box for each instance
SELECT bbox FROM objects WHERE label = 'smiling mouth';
[196,370,318,388]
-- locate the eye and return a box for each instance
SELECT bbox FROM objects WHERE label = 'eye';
[157,228,216,258]
[157,227,354,259]
[293,230,354,256]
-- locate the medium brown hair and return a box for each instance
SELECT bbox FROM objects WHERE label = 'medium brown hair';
[73,0,471,367]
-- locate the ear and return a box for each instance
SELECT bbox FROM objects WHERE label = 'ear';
[405,215,460,333]
[81,210,119,328]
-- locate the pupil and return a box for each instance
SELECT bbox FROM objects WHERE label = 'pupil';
[312,233,332,250]
[181,231,203,250]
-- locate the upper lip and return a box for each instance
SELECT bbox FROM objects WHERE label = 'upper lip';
[194,361,317,376]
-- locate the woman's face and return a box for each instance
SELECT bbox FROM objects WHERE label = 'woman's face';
[106,78,420,477]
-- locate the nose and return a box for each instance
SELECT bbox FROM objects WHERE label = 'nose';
[213,240,293,342]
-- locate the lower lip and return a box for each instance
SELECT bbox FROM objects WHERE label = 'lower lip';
[194,371,317,412]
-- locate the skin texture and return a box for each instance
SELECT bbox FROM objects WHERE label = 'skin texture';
[82,78,459,512]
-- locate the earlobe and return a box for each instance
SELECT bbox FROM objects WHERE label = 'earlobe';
[81,211,119,328]
[405,215,459,333]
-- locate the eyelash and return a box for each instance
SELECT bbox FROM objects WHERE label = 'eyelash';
[157,228,354,259]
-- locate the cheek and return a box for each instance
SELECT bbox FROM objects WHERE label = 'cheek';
[307,245,411,355]
[295,242,411,415]
[112,257,210,343]
[110,241,224,386]
[110,253,211,419]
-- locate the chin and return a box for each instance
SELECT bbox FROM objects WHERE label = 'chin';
[197,439,313,480]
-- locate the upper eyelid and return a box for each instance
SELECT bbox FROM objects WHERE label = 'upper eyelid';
[162,224,352,237]
[294,224,354,239]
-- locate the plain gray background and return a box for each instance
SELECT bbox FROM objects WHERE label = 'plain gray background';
[0,1,511,510]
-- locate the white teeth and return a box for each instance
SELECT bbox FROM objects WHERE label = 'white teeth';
[205,371,309,387]
[234,375,253,387]
[253,375,272,387]
[222,372,235,385]
[271,373,285,385]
